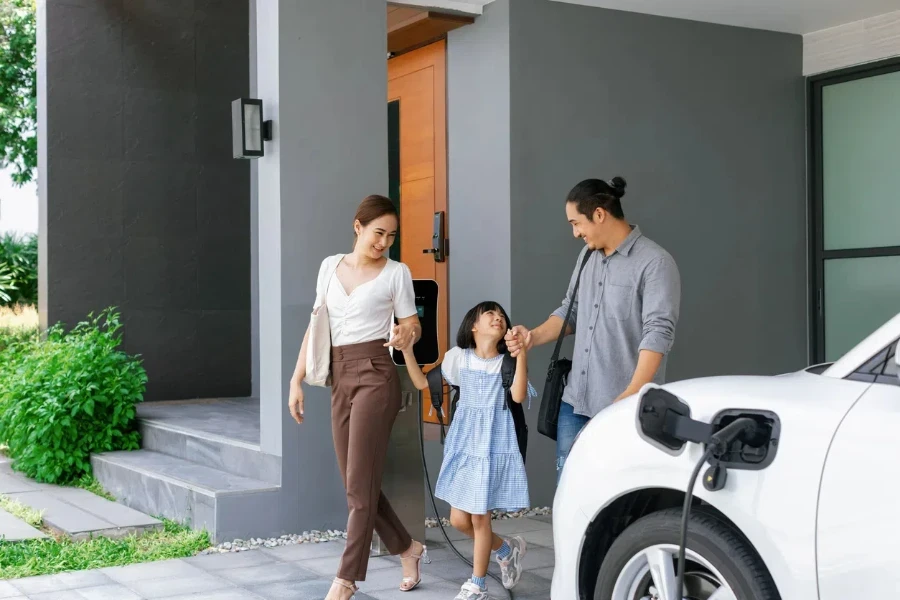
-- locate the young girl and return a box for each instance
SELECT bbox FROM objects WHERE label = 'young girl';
[404,301,536,600]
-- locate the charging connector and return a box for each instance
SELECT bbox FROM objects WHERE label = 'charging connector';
[675,418,758,598]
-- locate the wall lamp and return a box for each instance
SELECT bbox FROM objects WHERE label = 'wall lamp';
[232,98,272,159]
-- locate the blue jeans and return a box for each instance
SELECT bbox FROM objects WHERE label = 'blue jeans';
[556,401,590,484]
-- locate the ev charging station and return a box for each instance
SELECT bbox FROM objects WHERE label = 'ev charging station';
[371,279,440,556]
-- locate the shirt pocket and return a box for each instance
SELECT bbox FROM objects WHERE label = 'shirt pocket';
[602,283,634,321]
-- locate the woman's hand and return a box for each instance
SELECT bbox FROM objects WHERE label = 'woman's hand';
[288,380,305,424]
[385,321,419,351]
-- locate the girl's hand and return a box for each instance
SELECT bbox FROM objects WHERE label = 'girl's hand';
[288,381,304,424]
[385,322,418,351]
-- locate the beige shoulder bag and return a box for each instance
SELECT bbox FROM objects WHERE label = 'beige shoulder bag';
[304,255,343,387]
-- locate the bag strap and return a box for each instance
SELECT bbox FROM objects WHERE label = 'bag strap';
[314,254,344,310]
[550,249,594,363]
[501,353,516,411]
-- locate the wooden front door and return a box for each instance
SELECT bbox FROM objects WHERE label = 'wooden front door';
[387,40,449,424]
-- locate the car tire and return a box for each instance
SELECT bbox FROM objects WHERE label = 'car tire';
[595,507,781,600]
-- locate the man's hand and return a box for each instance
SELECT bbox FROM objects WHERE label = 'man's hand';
[385,322,417,351]
[505,325,532,357]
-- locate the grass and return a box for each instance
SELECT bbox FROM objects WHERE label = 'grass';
[0,495,43,528]
[0,519,211,580]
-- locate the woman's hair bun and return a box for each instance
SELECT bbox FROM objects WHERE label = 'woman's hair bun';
[609,176,627,198]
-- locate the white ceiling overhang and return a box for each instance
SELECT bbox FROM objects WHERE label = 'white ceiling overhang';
[390,0,493,16]
[391,0,900,35]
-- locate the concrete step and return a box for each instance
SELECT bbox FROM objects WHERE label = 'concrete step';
[138,418,281,485]
[91,450,281,542]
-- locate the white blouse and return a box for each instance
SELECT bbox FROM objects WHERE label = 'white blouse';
[315,254,417,347]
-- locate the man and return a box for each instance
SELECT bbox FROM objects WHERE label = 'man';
[506,176,680,482]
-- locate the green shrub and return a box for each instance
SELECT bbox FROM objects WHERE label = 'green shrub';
[0,233,37,306]
[0,308,146,484]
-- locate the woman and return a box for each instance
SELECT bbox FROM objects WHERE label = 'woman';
[287,195,428,600]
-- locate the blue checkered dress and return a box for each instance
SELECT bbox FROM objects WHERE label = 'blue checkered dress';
[434,347,537,515]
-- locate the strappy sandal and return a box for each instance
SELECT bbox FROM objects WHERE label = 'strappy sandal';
[399,541,431,591]
[328,578,358,599]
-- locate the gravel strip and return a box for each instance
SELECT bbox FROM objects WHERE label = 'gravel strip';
[201,507,552,554]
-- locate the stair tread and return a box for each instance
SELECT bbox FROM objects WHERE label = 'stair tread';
[93,450,279,496]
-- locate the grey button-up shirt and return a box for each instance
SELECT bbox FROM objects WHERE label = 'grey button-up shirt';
[551,225,681,418]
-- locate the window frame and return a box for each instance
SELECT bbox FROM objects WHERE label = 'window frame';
[847,339,899,387]
[807,57,900,364]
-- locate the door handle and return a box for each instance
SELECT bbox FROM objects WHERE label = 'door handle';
[422,211,447,262]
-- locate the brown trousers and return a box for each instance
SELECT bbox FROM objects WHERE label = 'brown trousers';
[331,339,412,581]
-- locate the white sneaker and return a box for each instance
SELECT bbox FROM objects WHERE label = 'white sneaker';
[454,581,491,600]
[495,536,527,589]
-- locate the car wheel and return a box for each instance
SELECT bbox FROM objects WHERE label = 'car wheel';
[595,507,780,600]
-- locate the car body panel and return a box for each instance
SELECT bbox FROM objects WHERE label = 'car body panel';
[817,381,900,599]
[551,370,870,600]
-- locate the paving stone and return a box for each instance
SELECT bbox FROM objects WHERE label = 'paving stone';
[165,590,264,600]
[424,557,501,585]
[520,546,556,570]
[0,506,47,541]
[125,572,235,598]
[184,548,279,571]
[10,571,112,595]
[0,581,22,598]
[73,584,143,600]
[217,561,319,586]
[501,571,552,597]
[365,579,462,600]
[425,526,469,543]
[6,492,114,537]
[248,579,378,600]
[296,554,395,576]
[531,514,553,524]
[28,592,84,600]
[355,567,447,592]
[260,540,347,561]
[49,487,161,529]
[519,527,555,548]
[100,558,207,583]
[531,565,555,580]
[489,517,550,535]
[0,470,40,494]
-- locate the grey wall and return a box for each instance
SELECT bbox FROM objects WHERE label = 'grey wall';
[254,0,390,531]
[38,0,251,402]
[446,0,512,331]
[447,0,807,509]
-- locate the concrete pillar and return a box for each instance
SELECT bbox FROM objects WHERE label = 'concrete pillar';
[254,0,390,530]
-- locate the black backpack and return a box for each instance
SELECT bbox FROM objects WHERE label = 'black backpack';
[426,354,528,462]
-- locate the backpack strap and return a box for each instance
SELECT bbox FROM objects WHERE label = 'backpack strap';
[501,354,516,410]
[426,365,458,444]
[502,353,528,463]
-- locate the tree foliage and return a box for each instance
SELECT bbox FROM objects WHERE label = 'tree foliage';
[0,0,36,186]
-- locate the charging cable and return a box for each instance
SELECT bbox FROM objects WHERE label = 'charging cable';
[676,417,758,599]
[417,392,514,600]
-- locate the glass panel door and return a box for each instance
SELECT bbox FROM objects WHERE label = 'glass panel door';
[811,61,900,363]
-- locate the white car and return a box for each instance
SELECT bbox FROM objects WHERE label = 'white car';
[552,312,900,600]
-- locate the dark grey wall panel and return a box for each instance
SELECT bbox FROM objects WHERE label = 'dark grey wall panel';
[506,0,807,506]
[40,0,251,401]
